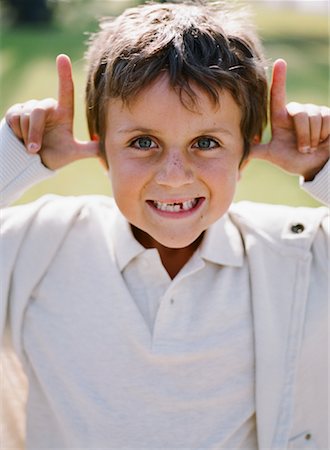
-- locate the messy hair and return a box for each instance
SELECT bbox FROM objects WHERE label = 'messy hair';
[85,0,268,160]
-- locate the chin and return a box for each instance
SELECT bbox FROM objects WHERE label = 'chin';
[131,222,206,251]
[151,230,205,250]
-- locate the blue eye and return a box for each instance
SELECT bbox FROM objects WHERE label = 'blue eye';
[194,137,219,150]
[131,136,157,149]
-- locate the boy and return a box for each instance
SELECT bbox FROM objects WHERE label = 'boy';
[1,1,329,448]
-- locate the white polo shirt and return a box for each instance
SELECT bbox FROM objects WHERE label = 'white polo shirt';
[112,209,257,448]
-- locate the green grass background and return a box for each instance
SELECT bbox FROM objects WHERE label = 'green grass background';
[0,0,328,206]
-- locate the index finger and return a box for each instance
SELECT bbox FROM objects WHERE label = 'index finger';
[56,54,74,120]
[270,58,287,120]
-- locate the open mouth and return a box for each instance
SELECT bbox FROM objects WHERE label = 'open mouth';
[147,197,204,213]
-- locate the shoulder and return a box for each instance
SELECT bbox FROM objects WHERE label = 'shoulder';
[1,195,120,273]
[229,201,329,250]
[34,193,116,211]
[6,193,117,215]
[2,194,119,237]
[35,194,119,230]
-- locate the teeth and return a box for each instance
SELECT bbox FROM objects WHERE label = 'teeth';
[182,199,197,210]
[153,199,198,212]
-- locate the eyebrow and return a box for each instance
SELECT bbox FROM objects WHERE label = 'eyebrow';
[197,127,234,137]
[117,126,234,137]
[117,127,156,135]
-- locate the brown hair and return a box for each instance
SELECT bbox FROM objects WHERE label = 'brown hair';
[85,0,268,160]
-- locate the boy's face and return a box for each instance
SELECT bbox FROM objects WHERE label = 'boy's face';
[104,75,244,250]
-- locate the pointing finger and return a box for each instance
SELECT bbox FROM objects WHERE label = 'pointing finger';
[270,59,287,122]
[56,54,74,122]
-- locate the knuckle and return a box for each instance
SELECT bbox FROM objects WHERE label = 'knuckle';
[20,111,31,123]
[31,106,46,117]
[6,103,21,113]
[321,113,330,131]
[286,101,300,108]
[5,111,19,124]
[294,111,308,121]
[306,103,320,114]
[309,112,322,122]
[322,113,330,124]
[44,97,57,103]
[286,102,304,116]
[24,99,38,108]
[40,97,58,108]
[20,100,38,114]
[5,106,23,121]
[5,116,22,137]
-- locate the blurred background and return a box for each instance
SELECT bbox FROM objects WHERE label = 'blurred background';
[0,0,328,206]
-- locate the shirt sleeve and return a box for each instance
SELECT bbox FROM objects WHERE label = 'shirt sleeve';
[1,193,89,355]
[300,160,329,206]
[0,119,55,207]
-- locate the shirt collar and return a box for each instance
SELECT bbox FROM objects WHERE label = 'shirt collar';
[113,210,146,272]
[113,209,244,272]
[197,213,244,267]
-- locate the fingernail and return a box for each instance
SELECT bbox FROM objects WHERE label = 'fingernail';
[28,143,40,153]
[300,146,311,154]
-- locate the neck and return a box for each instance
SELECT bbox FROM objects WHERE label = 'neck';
[131,226,204,279]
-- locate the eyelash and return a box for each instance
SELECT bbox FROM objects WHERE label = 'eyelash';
[129,136,221,151]
[129,136,157,150]
[193,137,220,150]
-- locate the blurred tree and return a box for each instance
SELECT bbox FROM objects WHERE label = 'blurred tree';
[4,0,55,25]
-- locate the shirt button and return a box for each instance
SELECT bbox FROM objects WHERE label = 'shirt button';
[305,433,312,440]
[170,298,174,304]
[291,223,305,234]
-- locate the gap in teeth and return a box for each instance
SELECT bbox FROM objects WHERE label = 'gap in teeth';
[154,198,198,212]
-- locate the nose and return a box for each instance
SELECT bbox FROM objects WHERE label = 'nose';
[155,150,194,187]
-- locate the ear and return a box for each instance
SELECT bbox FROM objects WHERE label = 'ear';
[98,155,109,170]
[237,134,260,178]
[252,134,261,145]
[92,134,109,170]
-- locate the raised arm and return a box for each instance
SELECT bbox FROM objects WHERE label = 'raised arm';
[250,59,329,182]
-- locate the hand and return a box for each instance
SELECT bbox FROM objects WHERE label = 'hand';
[250,59,330,181]
[5,54,99,170]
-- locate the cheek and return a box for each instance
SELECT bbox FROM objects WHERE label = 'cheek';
[107,154,130,182]
[107,159,147,199]
[201,158,240,185]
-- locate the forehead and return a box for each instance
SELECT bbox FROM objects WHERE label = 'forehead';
[106,75,242,134]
